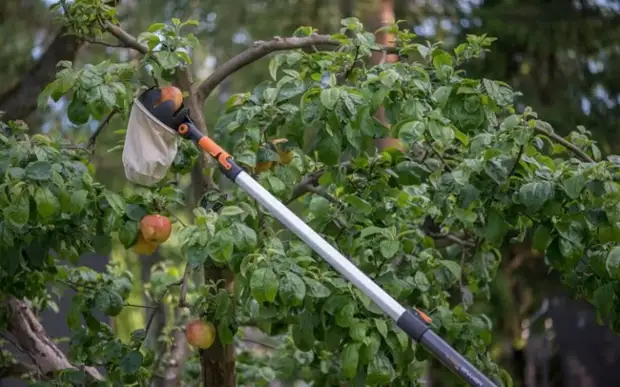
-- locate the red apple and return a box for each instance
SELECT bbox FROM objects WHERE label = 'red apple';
[154,86,183,112]
[139,214,172,244]
[186,320,216,349]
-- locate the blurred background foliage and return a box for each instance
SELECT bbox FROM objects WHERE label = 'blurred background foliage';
[2,0,620,386]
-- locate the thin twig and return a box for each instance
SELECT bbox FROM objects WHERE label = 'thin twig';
[82,38,124,48]
[306,185,341,205]
[426,138,453,172]
[239,337,278,350]
[124,303,159,310]
[87,109,117,151]
[178,264,192,308]
[459,248,466,291]
[427,231,476,247]
[343,45,360,80]
[508,144,525,178]
[533,126,594,163]
[138,279,183,351]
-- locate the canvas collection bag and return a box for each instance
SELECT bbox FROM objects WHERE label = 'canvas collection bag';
[122,93,181,186]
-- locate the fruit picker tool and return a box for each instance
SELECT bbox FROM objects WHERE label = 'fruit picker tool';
[123,88,498,387]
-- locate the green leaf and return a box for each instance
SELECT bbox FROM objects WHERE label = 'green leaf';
[250,267,279,302]
[414,271,430,291]
[34,187,59,219]
[309,196,331,217]
[215,289,231,319]
[317,133,342,165]
[279,272,306,306]
[532,224,552,251]
[231,222,257,252]
[366,352,395,385]
[25,161,52,181]
[4,195,30,229]
[220,206,245,217]
[340,342,361,379]
[593,283,614,321]
[360,226,384,239]
[336,304,356,327]
[427,120,454,143]
[103,190,126,215]
[500,114,520,131]
[320,88,340,109]
[344,195,372,214]
[349,320,367,342]
[518,181,554,209]
[344,122,362,150]
[119,351,143,375]
[70,190,88,214]
[305,277,331,298]
[379,240,400,259]
[208,229,235,265]
[606,246,620,279]
[147,23,166,32]
[439,260,462,280]
[119,220,139,248]
[562,173,586,199]
[187,244,208,267]
[484,209,507,244]
[374,319,388,338]
[218,321,235,344]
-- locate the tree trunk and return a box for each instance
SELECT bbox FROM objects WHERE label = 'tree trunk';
[0,30,83,122]
[200,265,236,387]
[371,0,398,147]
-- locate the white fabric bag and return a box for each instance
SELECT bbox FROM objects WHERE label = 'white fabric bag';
[122,99,179,186]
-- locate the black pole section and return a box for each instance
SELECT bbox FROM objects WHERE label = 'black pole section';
[397,309,498,387]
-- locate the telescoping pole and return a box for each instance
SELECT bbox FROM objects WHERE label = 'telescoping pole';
[177,122,498,387]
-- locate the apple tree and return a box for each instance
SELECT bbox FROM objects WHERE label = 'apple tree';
[2,2,620,387]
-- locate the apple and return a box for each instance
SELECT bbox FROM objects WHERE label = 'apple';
[375,137,407,153]
[254,161,273,173]
[186,320,216,349]
[139,214,172,244]
[271,138,294,165]
[131,232,158,255]
[154,86,184,112]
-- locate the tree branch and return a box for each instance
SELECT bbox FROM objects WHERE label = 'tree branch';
[286,169,327,204]
[195,35,337,102]
[5,297,103,381]
[194,35,399,102]
[103,21,147,54]
[86,109,117,151]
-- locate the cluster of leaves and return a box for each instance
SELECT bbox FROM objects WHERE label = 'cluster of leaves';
[0,119,182,386]
[178,17,620,386]
[138,18,200,80]
[38,60,135,125]
[49,0,119,38]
